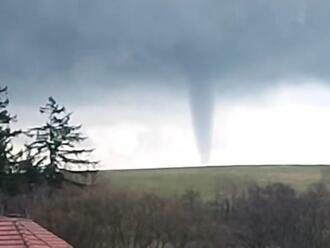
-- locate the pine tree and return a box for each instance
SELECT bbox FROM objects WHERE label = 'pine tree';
[27,97,98,184]
[0,86,21,192]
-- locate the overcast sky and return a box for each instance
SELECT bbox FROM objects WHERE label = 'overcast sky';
[3,0,330,169]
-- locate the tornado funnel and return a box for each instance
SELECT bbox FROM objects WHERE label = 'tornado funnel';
[189,80,215,164]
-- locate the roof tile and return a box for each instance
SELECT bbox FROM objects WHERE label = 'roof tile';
[0,217,72,248]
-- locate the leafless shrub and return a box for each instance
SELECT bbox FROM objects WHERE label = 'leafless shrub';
[3,182,330,248]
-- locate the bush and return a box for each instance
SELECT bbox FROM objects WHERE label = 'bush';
[3,182,330,248]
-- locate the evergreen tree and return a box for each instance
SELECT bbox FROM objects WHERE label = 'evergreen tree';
[0,86,21,192]
[27,97,98,184]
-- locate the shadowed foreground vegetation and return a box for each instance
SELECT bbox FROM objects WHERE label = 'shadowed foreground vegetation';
[3,181,330,248]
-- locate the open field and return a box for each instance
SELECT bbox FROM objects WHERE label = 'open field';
[99,165,330,199]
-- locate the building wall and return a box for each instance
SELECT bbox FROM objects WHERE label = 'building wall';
[61,170,98,186]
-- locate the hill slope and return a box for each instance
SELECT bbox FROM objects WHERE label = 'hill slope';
[99,165,330,198]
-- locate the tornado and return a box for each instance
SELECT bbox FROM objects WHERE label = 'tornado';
[189,80,215,165]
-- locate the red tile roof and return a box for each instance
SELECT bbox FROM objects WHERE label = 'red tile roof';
[0,217,73,248]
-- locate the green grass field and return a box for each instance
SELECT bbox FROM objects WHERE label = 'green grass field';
[99,165,330,199]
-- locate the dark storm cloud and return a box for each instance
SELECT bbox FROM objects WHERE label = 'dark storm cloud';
[2,0,330,96]
[2,0,330,163]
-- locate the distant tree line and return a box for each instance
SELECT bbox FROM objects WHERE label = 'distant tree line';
[0,86,97,195]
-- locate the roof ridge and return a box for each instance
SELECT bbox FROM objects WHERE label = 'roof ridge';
[18,220,53,248]
[13,219,30,248]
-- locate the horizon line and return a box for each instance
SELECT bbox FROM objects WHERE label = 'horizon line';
[103,163,330,172]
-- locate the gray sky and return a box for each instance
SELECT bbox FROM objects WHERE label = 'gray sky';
[3,0,330,168]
